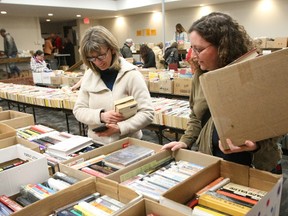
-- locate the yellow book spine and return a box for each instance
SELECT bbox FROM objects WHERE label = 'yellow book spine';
[199,193,251,216]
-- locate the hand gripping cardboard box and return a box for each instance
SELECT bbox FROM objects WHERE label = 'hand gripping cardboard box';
[160,160,283,216]
[107,148,220,202]
[199,48,288,148]
[0,144,50,196]
[0,110,34,129]
[117,198,187,216]
[12,171,142,216]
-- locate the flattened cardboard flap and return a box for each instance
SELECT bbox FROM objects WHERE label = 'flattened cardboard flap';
[200,48,288,148]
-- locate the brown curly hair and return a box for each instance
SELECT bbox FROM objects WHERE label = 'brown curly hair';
[188,12,255,69]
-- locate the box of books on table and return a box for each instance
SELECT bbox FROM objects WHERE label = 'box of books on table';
[160,160,283,216]
[0,122,16,140]
[0,136,40,152]
[0,110,34,129]
[118,198,187,216]
[0,144,49,196]
[12,174,142,216]
[62,137,162,178]
[4,165,93,215]
[107,148,220,202]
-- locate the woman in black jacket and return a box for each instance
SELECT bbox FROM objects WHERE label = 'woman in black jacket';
[139,44,156,68]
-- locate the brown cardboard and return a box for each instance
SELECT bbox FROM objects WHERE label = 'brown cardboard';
[50,76,62,85]
[273,37,288,48]
[149,79,174,94]
[107,149,220,202]
[62,76,82,87]
[0,110,34,129]
[199,48,288,147]
[0,122,16,140]
[12,174,141,216]
[118,198,187,216]
[160,160,283,216]
[0,136,40,152]
[173,78,192,96]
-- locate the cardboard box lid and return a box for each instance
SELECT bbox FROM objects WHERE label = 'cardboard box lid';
[199,48,288,148]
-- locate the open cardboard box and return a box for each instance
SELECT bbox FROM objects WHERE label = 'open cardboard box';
[12,171,142,216]
[62,137,162,171]
[107,149,221,202]
[160,160,283,216]
[199,48,288,148]
[0,136,40,152]
[0,110,34,129]
[0,144,49,196]
[0,122,16,140]
[117,198,187,216]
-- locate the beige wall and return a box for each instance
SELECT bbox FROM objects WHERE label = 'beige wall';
[0,0,287,55]
[0,16,43,52]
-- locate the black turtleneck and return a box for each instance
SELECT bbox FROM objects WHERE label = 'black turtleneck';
[99,68,118,90]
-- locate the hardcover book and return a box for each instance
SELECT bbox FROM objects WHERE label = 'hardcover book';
[103,145,155,169]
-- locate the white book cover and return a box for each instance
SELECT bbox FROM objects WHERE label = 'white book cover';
[46,136,93,157]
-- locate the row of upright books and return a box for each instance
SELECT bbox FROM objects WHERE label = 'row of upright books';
[0,83,190,130]
[0,83,78,109]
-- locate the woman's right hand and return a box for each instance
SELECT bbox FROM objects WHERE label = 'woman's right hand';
[161,141,187,151]
[101,110,124,124]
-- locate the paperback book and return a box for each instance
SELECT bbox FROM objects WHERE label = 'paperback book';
[114,96,138,119]
[103,145,155,169]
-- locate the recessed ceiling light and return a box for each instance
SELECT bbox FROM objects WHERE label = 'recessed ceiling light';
[46,19,51,22]
[76,14,81,17]
[1,11,7,14]
[48,13,53,16]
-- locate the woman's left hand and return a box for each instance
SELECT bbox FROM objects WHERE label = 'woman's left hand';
[219,138,258,154]
[95,124,120,137]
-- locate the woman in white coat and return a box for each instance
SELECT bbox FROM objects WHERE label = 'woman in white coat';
[73,26,154,145]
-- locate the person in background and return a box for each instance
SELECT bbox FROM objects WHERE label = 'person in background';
[30,50,51,73]
[51,33,62,53]
[174,23,189,61]
[152,42,165,69]
[164,42,179,68]
[174,23,188,43]
[162,12,282,174]
[62,37,75,67]
[185,47,196,74]
[73,26,154,145]
[139,44,156,68]
[43,37,54,56]
[120,38,133,58]
[0,28,21,78]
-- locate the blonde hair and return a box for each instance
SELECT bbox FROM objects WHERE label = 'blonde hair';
[80,26,121,73]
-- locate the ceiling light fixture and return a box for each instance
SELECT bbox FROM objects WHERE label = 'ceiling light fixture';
[48,13,53,16]
[46,19,51,22]
[1,11,7,14]
[76,14,81,17]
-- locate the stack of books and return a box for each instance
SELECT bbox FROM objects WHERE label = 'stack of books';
[114,96,137,119]
[54,192,126,215]
[72,145,156,177]
[188,177,267,216]
[121,158,204,200]
[6,172,79,209]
